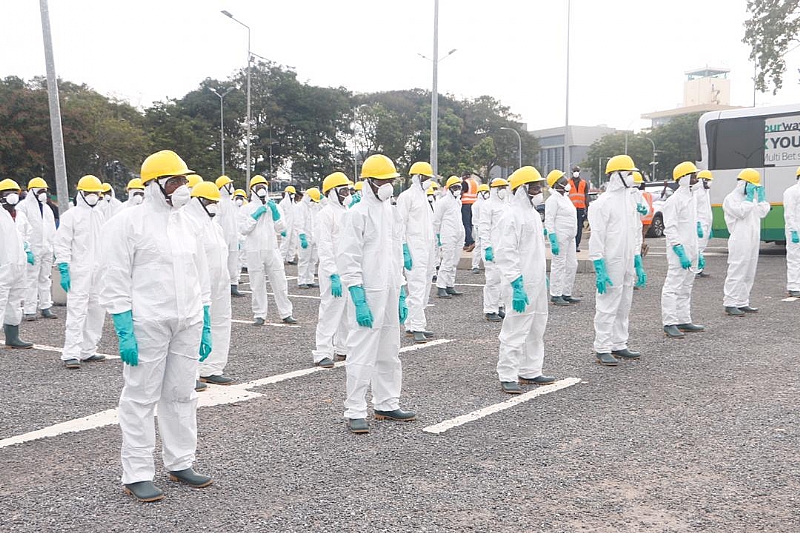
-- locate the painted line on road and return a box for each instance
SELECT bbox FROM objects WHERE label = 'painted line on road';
[422,377,581,435]
[231,319,301,328]
[455,283,485,287]
[31,344,119,361]
[276,292,321,300]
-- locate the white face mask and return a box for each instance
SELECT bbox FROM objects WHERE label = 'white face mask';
[565,183,572,192]
[452,190,462,199]
[497,188,508,200]
[205,202,218,217]
[224,184,233,194]
[531,192,544,206]
[376,183,393,202]
[572,172,580,178]
[104,194,112,202]
[170,185,191,208]
[255,188,268,198]
[4,193,19,206]
[84,193,99,206]
[235,198,244,207]
[131,193,143,205]
[37,191,48,203]
[421,179,432,191]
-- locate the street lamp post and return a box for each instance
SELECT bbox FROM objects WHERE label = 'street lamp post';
[643,136,656,180]
[209,87,234,175]
[563,0,571,171]
[221,10,252,183]
[500,127,522,169]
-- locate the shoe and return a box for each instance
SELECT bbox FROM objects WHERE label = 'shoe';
[500,381,523,394]
[123,481,164,503]
[64,358,81,369]
[576,247,581,252]
[696,271,710,278]
[298,284,309,289]
[309,282,319,288]
[252,317,266,326]
[437,288,451,299]
[334,353,347,362]
[241,267,248,273]
[472,267,480,274]
[612,348,641,359]
[406,330,435,338]
[24,313,37,322]
[195,380,208,392]
[663,325,685,338]
[40,307,58,319]
[347,418,369,434]
[315,357,335,369]
[231,285,244,297]
[676,323,705,333]
[498,307,506,319]
[282,315,298,324]
[519,375,556,385]
[550,296,570,306]
[789,290,800,297]
[374,409,417,421]
[445,286,462,296]
[432,275,437,283]
[739,306,759,313]
[464,243,475,252]
[412,331,429,344]
[595,352,619,366]
[485,312,502,322]
[725,306,745,316]
[200,374,235,385]
[3,324,33,349]
[287,260,297,265]
[168,468,213,488]
[562,295,581,304]
[84,355,106,362]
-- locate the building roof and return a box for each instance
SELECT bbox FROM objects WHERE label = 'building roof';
[528,124,617,145]
[641,103,742,120]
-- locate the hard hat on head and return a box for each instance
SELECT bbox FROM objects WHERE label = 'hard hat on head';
[127,178,144,190]
[409,161,434,178]
[632,171,644,184]
[186,174,202,189]
[28,177,48,190]
[490,178,509,188]
[249,175,268,189]
[360,154,400,180]
[285,185,297,194]
[426,187,436,196]
[445,176,462,189]
[354,181,364,191]
[429,181,440,189]
[697,170,713,180]
[0,179,21,192]
[140,150,193,184]
[215,175,233,189]
[101,182,112,193]
[477,184,490,193]
[306,187,321,202]
[322,172,350,194]
[77,175,104,192]
[672,161,698,181]
[509,166,544,191]
[546,170,565,188]
[605,154,637,175]
[191,181,221,202]
[234,188,247,198]
[738,168,761,186]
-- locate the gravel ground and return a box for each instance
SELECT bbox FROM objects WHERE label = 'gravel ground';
[1,238,799,532]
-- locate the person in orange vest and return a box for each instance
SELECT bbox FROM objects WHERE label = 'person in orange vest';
[461,174,480,251]
[567,165,590,252]
[638,177,654,255]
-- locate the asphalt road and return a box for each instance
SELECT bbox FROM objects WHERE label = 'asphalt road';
[1,238,798,532]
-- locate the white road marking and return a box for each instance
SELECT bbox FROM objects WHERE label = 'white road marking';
[455,283,485,287]
[274,292,321,300]
[230,319,300,328]
[781,297,799,302]
[31,344,119,360]
[422,377,581,435]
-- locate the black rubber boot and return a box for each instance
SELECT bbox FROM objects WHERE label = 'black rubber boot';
[437,288,451,299]
[725,306,745,316]
[612,348,641,359]
[739,306,759,313]
[676,323,705,333]
[550,296,570,306]
[347,418,369,434]
[231,285,244,297]
[374,409,417,421]
[123,481,164,502]
[562,295,581,304]
[412,331,428,344]
[498,307,506,319]
[200,374,235,385]
[315,357,335,369]
[484,312,502,322]
[595,352,619,366]
[519,375,557,385]
[4,324,33,349]
[445,286,462,296]
[500,381,523,394]
[663,325,685,338]
[40,307,58,319]
[168,468,213,488]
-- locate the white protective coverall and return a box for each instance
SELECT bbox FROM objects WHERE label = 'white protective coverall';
[478,187,507,314]
[722,181,770,307]
[101,189,123,219]
[53,194,106,361]
[471,195,485,270]
[121,194,143,210]
[98,181,211,485]
[337,182,405,420]
[660,176,699,326]
[312,190,350,363]
[217,185,241,288]
[433,190,465,289]
[496,186,549,382]
[396,175,435,333]
[297,196,320,286]
[784,180,800,292]
[237,193,293,321]
[0,207,27,328]
[544,188,578,299]
[695,183,712,261]
[279,192,299,263]
[16,192,56,313]
[588,174,638,354]
[185,199,231,378]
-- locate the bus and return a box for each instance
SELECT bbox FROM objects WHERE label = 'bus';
[698,103,800,242]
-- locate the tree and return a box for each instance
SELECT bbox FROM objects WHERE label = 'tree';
[743,0,800,94]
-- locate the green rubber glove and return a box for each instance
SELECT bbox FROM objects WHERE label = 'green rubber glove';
[672,244,692,269]
[348,194,361,208]
[330,274,343,298]
[696,221,704,239]
[112,311,138,366]
[548,232,560,256]
[199,305,212,361]
[267,199,281,221]
[485,246,494,262]
[436,233,442,247]
[280,230,287,237]
[299,233,309,249]
[636,203,648,215]
[24,243,35,265]
[510,275,529,313]
[757,185,766,203]
[745,185,755,202]
[634,254,647,288]
[698,253,706,271]
[402,243,413,270]
[348,285,373,328]
[58,262,71,292]
[792,230,799,244]
[593,258,613,294]
[398,286,408,324]
[251,205,268,220]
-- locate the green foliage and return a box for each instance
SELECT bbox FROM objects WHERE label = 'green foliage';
[743,0,800,94]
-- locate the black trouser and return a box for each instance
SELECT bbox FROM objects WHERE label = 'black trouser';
[462,204,474,246]
[575,208,586,248]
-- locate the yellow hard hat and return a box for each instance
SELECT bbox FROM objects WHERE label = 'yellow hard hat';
[307,187,321,202]
[285,185,297,194]
[322,172,350,194]
[0,179,21,192]
[429,181,440,189]
[509,166,544,191]
[186,174,202,189]
[697,170,712,180]
[477,184,490,193]
[215,175,233,189]
[409,161,434,177]
[426,187,436,196]
[360,154,400,180]
[101,182,112,193]
[546,170,565,188]
[140,150,193,184]
[191,181,221,202]
[445,176,462,189]
[796,166,800,177]
[77,175,104,193]
[632,171,644,184]
[738,168,761,186]
[28,177,48,190]
[127,178,144,190]
[234,188,247,198]
[605,154,637,174]
[673,161,699,181]
[354,181,364,191]
[250,175,268,189]
[490,178,509,188]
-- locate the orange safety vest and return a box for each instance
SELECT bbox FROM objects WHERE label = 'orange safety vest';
[568,178,587,208]
[461,177,479,205]
[641,191,654,225]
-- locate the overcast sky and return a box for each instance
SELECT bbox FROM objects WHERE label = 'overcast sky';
[2,0,799,133]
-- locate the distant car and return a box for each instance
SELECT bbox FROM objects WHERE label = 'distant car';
[643,181,677,238]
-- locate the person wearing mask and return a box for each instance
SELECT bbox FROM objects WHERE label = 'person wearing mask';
[297,188,321,289]
[0,179,34,349]
[461,174,479,251]
[349,181,363,208]
[312,173,352,368]
[588,155,642,366]
[98,150,213,503]
[337,154,413,434]
[478,177,510,322]
[233,189,248,278]
[279,185,299,265]
[237,175,297,326]
[214,176,243,298]
[396,162,437,344]
[630,171,650,278]
[637,175,655,255]
[427,184,442,284]
[545,170,580,307]
[471,184,489,274]
[122,179,145,210]
[495,167,555,394]
[785,167,800,297]
[695,170,713,277]
[54,175,107,368]
[722,169,770,316]
[17,177,58,321]
[100,183,123,219]
[568,165,590,252]
[433,176,465,298]
[661,162,705,338]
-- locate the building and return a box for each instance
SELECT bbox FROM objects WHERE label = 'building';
[529,124,618,184]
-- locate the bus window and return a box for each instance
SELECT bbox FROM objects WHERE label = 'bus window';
[707,116,765,170]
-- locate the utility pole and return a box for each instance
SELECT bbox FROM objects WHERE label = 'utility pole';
[430,0,439,176]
